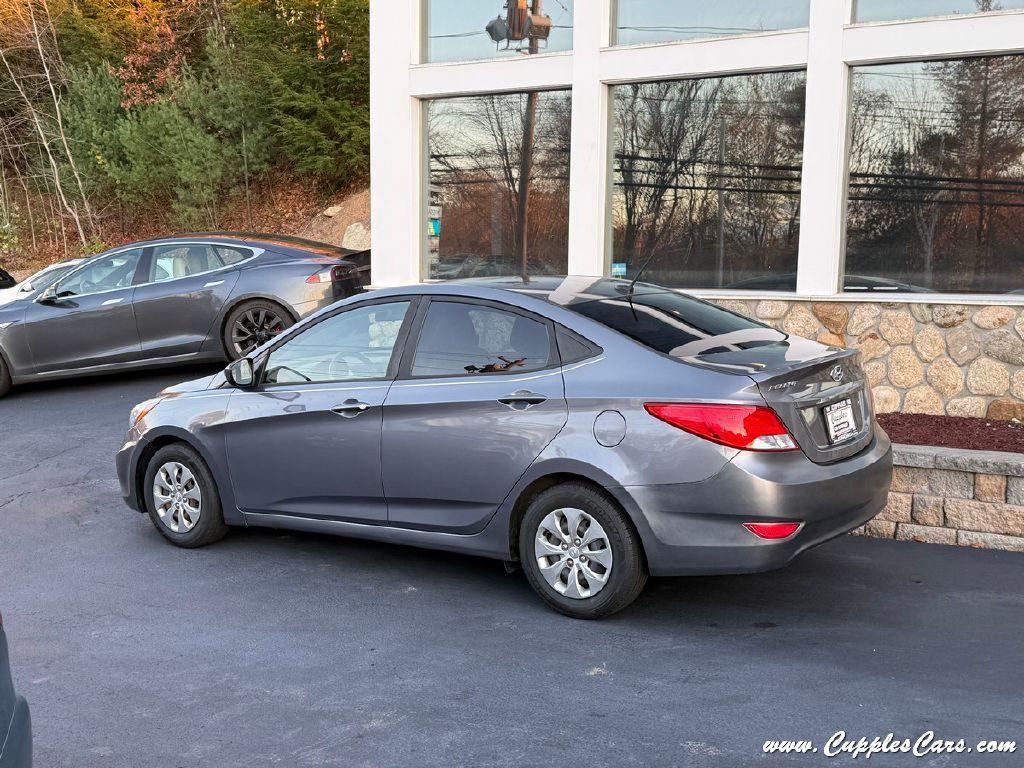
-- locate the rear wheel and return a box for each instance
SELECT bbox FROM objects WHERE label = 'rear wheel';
[0,351,10,398]
[519,483,647,619]
[223,300,293,360]
[143,443,228,548]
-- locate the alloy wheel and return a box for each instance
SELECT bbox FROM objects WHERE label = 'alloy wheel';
[232,308,286,357]
[534,507,614,599]
[152,461,203,533]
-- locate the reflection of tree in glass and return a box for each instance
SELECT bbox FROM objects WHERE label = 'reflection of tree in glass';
[428,89,571,277]
[847,45,1024,294]
[612,72,805,288]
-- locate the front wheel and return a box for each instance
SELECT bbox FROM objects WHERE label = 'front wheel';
[143,443,228,548]
[223,300,293,360]
[519,483,647,619]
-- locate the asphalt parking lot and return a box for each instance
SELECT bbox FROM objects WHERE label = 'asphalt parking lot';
[1,367,1023,767]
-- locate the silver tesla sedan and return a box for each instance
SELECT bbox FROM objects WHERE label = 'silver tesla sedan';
[0,234,367,398]
[117,277,892,619]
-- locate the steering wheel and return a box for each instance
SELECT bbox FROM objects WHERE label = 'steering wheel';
[267,365,312,384]
[327,350,375,378]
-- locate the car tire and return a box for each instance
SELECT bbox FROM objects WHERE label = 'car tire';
[222,299,294,360]
[143,443,228,548]
[0,351,10,398]
[519,482,647,619]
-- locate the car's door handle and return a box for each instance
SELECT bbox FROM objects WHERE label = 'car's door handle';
[498,390,548,409]
[204,280,225,288]
[101,297,124,306]
[331,399,371,417]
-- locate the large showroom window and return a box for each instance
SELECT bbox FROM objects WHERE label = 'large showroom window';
[613,0,809,46]
[845,55,1024,295]
[853,0,1024,24]
[609,71,806,291]
[425,90,571,280]
[425,0,573,63]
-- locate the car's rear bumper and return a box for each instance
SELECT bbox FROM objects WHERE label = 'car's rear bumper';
[616,425,893,577]
[0,696,31,768]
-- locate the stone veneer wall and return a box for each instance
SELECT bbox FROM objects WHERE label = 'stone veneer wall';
[709,298,1024,419]
[852,444,1024,552]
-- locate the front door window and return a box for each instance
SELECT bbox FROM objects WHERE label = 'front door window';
[264,301,411,384]
[54,250,142,298]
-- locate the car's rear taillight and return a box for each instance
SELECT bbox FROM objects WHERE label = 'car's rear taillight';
[306,264,355,284]
[743,521,803,540]
[644,403,798,452]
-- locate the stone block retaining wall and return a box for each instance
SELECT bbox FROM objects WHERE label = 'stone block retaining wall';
[853,444,1024,552]
[709,298,1024,419]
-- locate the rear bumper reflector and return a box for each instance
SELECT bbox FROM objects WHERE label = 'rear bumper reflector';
[742,521,803,540]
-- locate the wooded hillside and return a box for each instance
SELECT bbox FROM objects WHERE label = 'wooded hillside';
[0,0,369,271]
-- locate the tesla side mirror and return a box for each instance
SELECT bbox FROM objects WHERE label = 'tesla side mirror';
[227,357,255,388]
[36,287,60,305]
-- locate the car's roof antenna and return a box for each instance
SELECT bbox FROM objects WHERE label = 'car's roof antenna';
[627,249,661,296]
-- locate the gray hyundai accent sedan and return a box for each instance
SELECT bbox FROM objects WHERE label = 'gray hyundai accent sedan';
[0,612,31,768]
[117,277,892,618]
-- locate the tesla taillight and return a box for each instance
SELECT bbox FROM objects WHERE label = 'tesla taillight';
[743,522,802,540]
[306,265,353,284]
[644,403,798,452]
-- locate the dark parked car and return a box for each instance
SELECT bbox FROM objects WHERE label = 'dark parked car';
[0,612,31,768]
[0,269,14,290]
[117,276,892,618]
[0,234,367,398]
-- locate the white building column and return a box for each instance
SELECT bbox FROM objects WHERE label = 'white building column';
[369,1,422,286]
[796,0,852,296]
[565,0,611,277]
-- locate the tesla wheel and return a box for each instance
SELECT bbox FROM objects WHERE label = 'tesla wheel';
[223,300,293,359]
[143,443,228,548]
[519,483,647,619]
[0,352,10,398]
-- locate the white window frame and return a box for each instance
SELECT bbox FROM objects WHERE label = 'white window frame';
[371,0,1024,304]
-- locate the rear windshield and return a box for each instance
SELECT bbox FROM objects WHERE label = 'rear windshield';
[569,291,782,357]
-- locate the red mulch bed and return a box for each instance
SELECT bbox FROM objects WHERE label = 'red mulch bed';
[878,413,1024,454]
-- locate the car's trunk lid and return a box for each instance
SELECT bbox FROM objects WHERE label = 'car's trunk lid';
[679,334,873,464]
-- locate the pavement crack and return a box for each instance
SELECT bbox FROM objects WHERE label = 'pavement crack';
[0,443,84,484]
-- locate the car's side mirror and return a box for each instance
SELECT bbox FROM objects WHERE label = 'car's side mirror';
[36,287,63,305]
[227,357,255,388]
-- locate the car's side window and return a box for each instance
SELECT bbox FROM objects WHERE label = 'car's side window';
[148,244,234,283]
[54,249,143,298]
[263,301,411,385]
[215,245,251,266]
[410,300,552,377]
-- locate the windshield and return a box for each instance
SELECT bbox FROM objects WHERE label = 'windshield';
[569,291,784,358]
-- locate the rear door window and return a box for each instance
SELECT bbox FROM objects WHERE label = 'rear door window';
[568,291,781,358]
[149,244,228,283]
[411,300,553,377]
